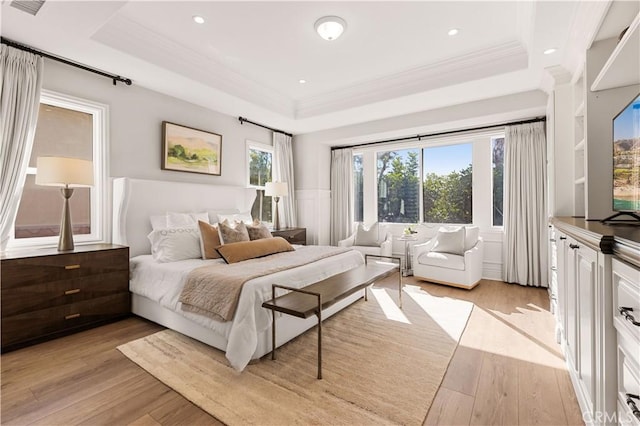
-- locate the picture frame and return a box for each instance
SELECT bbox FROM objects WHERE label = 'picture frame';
[161,121,222,176]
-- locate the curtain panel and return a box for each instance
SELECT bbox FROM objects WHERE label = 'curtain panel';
[273,132,297,228]
[0,44,43,251]
[502,121,548,287]
[330,148,353,246]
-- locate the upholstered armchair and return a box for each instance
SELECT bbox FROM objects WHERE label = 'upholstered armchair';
[338,222,393,257]
[413,226,483,290]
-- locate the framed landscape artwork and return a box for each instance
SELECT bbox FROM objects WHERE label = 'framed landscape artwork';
[162,121,222,176]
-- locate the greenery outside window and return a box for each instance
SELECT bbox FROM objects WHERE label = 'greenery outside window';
[377,149,420,223]
[492,136,505,227]
[246,141,273,222]
[353,154,364,222]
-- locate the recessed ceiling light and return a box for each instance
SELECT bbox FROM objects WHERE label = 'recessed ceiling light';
[193,15,205,24]
[314,16,346,41]
[448,28,459,36]
[544,48,557,55]
[299,79,307,84]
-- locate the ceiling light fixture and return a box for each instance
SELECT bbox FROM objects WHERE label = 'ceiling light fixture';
[314,16,346,41]
[299,79,307,84]
[448,28,459,36]
[543,48,557,55]
[193,15,205,24]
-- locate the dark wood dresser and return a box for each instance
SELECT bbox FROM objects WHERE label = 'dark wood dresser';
[1,244,130,352]
[271,227,307,245]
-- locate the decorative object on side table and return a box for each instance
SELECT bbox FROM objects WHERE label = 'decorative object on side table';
[265,181,288,230]
[161,121,222,176]
[36,156,93,251]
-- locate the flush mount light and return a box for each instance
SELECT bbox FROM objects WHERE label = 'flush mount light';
[448,28,459,36]
[314,16,346,41]
[544,48,557,55]
[299,79,307,84]
[193,15,205,24]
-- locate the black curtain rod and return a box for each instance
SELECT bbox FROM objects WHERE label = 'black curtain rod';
[238,116,293,138]
[1,37,132,86]
[331,116,547,151]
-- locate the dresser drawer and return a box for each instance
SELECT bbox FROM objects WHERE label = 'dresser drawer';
[1,292,130,348]
[1,247,128,290]
[1,270,128,317]
[613,258,640,342]
[618,338,640,425]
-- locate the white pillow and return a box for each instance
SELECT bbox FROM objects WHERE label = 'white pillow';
[167,212,208,227]
[150,215,168,230]
[207,209,239,224]
[432,226,465,255]
[354,222,380,247]
[147,227,202,262]
[217,211,253,224]
[464,226,480,250]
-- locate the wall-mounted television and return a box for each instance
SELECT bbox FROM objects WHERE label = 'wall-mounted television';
[608,93,640,223]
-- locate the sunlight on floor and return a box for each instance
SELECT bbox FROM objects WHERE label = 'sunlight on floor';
[403,285,473,340]
[370,287,411,324]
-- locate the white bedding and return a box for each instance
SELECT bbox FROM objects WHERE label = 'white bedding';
[130,246,364,371]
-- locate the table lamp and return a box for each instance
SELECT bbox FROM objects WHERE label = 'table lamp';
[36,157,94,251]
[265,181,288,231]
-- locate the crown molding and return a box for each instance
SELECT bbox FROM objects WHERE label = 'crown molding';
[295,40,528,119]
[91,14,294,117]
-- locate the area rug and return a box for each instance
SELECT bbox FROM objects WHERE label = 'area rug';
[118,285,473,425]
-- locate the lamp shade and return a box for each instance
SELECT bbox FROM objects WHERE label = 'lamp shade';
[36,157,94,187]
[265,181,288,197]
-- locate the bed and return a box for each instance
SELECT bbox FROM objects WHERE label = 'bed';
[112,177,364,371]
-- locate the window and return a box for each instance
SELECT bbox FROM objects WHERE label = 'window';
[246,141,273,222]
[11,91,108,247]
[492,136,505,227]
[353,154,363,222]
[377,149,420,223]
[423,143,473,224]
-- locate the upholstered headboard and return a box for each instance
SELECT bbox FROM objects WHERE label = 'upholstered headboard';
[112,177,254,257]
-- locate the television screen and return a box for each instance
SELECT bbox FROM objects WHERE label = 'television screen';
[613,93,640,212]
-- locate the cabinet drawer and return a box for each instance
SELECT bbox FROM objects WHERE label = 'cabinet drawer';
[618,340,640,425]
[613,258,640,342]
[1,292,130,348]
[1,247,128,290]
[1,270,128,317]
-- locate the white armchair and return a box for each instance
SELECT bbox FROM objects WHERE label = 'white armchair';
[338,223,393,257]
[413,226,483,290]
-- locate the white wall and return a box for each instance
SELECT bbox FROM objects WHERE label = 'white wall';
[42,58,273,188]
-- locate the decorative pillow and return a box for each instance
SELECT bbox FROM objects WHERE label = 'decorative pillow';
[217,211,253,224]
[147,227,202,262]
[464,226,480,251]
[431,226,465,255]
[354,222,380,247]
[246,219,273,241]
[167,211,208,228]
[207,209,239,224]
[216,237,294,264]
[218,220,250,244]
[197,220,221,259]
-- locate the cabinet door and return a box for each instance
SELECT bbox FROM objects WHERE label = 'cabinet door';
[566,237,579,373]
[576,243,597,412]
[557,233,568,339]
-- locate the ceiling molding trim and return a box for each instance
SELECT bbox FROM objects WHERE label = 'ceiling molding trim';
[91,13,294,117]
[561,0,611,81]
[295,40,528,119]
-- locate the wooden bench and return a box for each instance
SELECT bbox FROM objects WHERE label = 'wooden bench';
[261,255,402,379]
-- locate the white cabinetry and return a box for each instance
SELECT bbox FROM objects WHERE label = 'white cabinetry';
[612,258,640,425]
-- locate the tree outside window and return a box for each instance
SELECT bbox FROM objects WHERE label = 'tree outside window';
[353,154,364,222]
[247,146,273,222]
[377,149,420,223]
[423,143,473,224]
[492,137,505,227]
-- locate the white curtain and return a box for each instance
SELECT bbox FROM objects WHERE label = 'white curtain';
[503,121,548,287]
[330,148,353,246]
[0,44,43,251]
[273,132,297,228]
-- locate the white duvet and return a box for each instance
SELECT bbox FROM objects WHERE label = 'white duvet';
[129,246,364,371]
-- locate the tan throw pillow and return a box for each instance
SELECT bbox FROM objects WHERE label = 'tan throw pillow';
[216,237,294,264]
[197,220,221,259]
[246,219,273,241]
[218,220,250,244]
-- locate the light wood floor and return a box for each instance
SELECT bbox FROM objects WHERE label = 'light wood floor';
[1,278,584,425]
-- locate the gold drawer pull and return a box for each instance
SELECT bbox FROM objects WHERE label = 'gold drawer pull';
[64,289,81,295]
[64,264,81,270]
[65,313,80,320]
